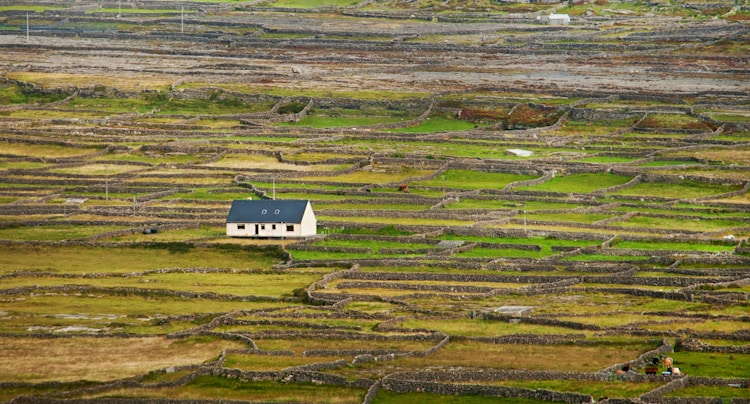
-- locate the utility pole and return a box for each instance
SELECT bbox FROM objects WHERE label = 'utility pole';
[132,196,136,231]
[181,4,184,33]
[26,13,29,42]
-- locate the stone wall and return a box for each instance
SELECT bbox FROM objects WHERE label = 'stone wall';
[381,374,594,404]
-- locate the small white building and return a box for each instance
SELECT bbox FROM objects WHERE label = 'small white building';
[506,148,534,157]
[226,199,316,238]
[548,13,570,25]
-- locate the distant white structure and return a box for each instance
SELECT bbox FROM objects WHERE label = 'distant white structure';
[548,13,570,25]
[494,306,534,316]
[506,148,534,157]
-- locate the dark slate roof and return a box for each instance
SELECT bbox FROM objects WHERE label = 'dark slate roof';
[226,199,310,224]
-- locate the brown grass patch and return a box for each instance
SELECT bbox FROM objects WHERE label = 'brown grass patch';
[0,336,244,382]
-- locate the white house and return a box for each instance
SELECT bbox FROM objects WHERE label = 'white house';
[506,148,534,157]
[548,13,570,25]
[226,199,316,238]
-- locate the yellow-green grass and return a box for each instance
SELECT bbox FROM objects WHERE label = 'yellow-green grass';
[305,238,435,253]
[612,180,741,199]
[611,205,749,220]
[0,109,107,120]
[131,167,233,176]
[88,8,195,14]
[319,216,473,227]
[193,118,244,128]
[270,0,369,7]
[576,283,683,292]
[486,222,647,237]
[343,300,401,315]
[63,96,164,114]
[0,5,65,11]
[701,340,750,347]
[0,244,283,275]
[312,286,467,299]
[636,113,715,131]
[49,163,147,176]
[712,193,750,205]
[0,336,244,383]
[611,216,742,233]
[0,293,290,334]
[0,142,102,159]
[643,320,750,335]
[401,318,586,337]
[255,337,436,354]
[125,176,230,185]
[563,254,652,263]
[176,81,429,101]
[355,340,649,372]
[454,247,557,259]
[0,224,129,241]
[0,160,50,170]
[200,154,340,171]
[283,152,368,163]
[612,240,735,253]
[327,138,555,160]
[550,118,637,136]
[468,291,711,316]
[160,189,248,201]
[303,167,434,184]
[155,97,274,116]
[225,353,350,371]
[78,377,366,403]
[555,314,678,328]
[664,384,750,400]
[656,168,750,181]
[513,173,633,194]
[0,271,317,298]
[96,151,207,165]
[107,226,225,242]
[6,72,173,91]
[665,352,750,378]
[525,212,612,224]
[413,170,537,190]
[278,114,410,129]
[445,198,583,211]
[441,234,600,250]
[571,156,638,164]
[316,202,431,211]
[329,279,531,291]
[223,316,381,332]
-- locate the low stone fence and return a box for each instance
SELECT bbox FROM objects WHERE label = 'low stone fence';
[680,338,750,354]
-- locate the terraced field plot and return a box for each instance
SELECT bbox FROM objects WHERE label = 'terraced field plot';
[0,0,749,403]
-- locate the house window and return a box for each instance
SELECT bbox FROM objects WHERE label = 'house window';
[286,224,294,232]
[261,225,265,230]
[274,209,280,214]
[272,224,276,230]
[261,209,267,214]
[237,224,245,230]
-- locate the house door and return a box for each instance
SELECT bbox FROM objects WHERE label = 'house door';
[255,224,259,235]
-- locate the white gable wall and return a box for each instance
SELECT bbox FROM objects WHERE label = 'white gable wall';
[299,201,317,237]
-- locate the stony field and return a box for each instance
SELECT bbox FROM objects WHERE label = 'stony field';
[0,0,749,403]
